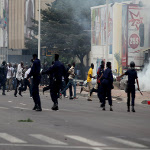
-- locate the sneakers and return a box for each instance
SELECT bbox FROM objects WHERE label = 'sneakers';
[59,93,62,99]
[132,108,136,112]
[74,97,78,99]
[87,98,92,101]
[14,94,17,97]
[69,97,74,100]
[80,87,83,94]
[65,96,68,98]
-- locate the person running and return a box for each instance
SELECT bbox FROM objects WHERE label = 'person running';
[14,62,24,97]
[42,54,66,111]
[19,65,32,98]
[119,61,140,112]
[60,62,77,99]
[6,63,13,92]
[80,63,95,101]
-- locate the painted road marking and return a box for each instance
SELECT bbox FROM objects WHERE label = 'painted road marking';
[0,107,9,110]
[30,134,67,145]
[13,107,30,110]
[66,135,106,147]
[107,137,147,148]
[0,133,27,144]
[20,103,27,106]
[0,144,148,150]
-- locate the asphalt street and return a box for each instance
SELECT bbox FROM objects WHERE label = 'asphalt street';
[0,90,150,150]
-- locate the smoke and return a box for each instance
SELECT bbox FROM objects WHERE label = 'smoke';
[138,62,150,91]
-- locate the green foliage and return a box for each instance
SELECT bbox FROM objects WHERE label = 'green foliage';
[18,118,33,122]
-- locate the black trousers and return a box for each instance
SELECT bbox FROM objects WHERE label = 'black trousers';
[98,84,103,103]
[0,77,6,94]
[32,77,41,108]
[14,79,22,95]
[19,78,32,97]
[101,80,112,106]
[127,84,135,107]
[50,81,62,105]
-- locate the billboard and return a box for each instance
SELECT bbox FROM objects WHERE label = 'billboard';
[0,0,8,47]
[24,0,35,39]
[127,4,146,67]
[91,5,113,49]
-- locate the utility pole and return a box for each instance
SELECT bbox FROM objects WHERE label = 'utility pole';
[38,0,41,59]
[105,0,109,64]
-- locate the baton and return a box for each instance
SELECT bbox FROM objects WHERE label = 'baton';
[139,90,143,96]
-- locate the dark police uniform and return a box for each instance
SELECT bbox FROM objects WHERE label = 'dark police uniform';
[28,58,41,110]
[42,65,54,93]
[43,60,65,108]
[97,66,104,103]
[101,68,113,107]
[125,69,138,107]
[0,62,7,95]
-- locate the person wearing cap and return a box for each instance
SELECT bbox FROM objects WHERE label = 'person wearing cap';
[0,61,7,95]
[119,61,140,112]
[101,62,113,111]
[27,54,42,111]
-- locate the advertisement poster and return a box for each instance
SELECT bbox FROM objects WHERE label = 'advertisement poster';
[91,8,101,45]
[0,0,8,47]
[128,4,145,67]
[122,4,128,67]
[24,0,35,39]
[91,5,113,49]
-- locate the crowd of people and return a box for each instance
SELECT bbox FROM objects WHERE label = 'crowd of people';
[0,53,140,113]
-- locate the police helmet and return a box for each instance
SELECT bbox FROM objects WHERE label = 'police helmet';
[130,61,135,68]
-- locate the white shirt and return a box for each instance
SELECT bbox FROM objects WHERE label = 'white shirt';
[24,68,31,79]
[16,64,23,81]
[7,67,13,79]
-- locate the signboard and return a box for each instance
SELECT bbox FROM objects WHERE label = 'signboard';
[127,4,145,67]
[91,5,113,49]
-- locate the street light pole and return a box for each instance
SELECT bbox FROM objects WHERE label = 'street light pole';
[38,0,41,59]
[105,0,109,63]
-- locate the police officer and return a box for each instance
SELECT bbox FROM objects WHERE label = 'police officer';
[0,61,7,95]
[119,61,140,112]
[42,61,54,94]
[97,63,105,105]
[27,54,42,111]
[42,54,65,111]
[101,62,113,111]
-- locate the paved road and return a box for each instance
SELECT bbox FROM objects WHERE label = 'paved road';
[0,90,150,150]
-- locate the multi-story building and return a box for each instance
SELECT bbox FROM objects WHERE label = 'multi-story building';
[0,0,54,64]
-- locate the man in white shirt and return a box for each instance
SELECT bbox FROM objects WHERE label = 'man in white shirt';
[19,66,32,97]
[6,63,13,92]
[14,62,24,97]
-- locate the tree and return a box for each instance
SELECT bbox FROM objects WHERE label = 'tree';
[25,0,105,79]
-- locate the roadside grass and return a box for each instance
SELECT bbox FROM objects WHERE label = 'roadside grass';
[18,118,33,122]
